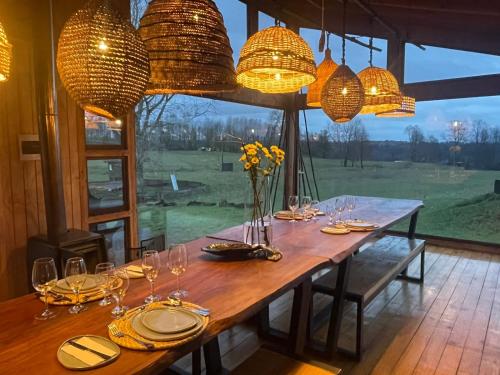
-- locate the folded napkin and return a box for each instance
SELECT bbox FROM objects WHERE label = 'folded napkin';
[61,343,104,367]
[321,226,351,235]
[75,337,116,357]
[124,265,145,278]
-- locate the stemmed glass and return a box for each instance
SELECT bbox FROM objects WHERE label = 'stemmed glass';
[327,204,337,226]
[142,250,161,304]
[111,269,129,318]
[32,257,58,320]
[65,257,88,314]
[301,196,312,222]
[311,200,320,221]
[335,197,346,225]
[168,244,188,300]
[346,196,357,222]
[95,262,115,306]
[288,195,299,222]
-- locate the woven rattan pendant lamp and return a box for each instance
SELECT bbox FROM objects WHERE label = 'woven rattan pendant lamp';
[357,37,402,115]
[139,0,236,94]
[375,95,415,117]
[0,21,12,82]
[320,0,364,123]
[236,23,317,94]
[307,36,337,107]
[57,0,150,119]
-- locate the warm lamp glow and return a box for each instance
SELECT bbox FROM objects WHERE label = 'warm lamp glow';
[139,0,236,94]
[237,26,317,94]
[306,48,338,107]
[375,96,416,118]
[0,21,12,82]
[57,0,150,119]
[341,87,348,95]
[357,66,401,114]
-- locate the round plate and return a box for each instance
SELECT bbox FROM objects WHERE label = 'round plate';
[57,335,120,371]
[131,309,203,342]
[141,307,198,334]
[321,226,351,235]
[274,211,303,220]
[347,222,377,228]
[55,275,98,293]
[201,243,256,258]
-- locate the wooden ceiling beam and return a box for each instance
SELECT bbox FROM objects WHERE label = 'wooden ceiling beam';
[197,88,289,109]
[403,74,500,102]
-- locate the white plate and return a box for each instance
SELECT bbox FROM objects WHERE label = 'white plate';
[131,308,203,342]
[55,275,98,293]
[347,222,377,228]
[141,307,198,334]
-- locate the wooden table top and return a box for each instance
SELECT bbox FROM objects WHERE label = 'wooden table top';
[0,196,422,374]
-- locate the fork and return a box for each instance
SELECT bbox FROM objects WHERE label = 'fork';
[108,323,155,350]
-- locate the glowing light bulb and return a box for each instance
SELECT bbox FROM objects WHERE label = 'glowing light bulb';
[115,119,122,126]
[341,87,348,95]
[193,14,199,21]
[98,39,109,52]
[0,74,5,81]
[370,86,377,95]
[272,53,279,61]
[275,73,281,81]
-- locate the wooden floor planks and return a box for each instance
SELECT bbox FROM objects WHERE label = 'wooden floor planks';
[170,246,500,375]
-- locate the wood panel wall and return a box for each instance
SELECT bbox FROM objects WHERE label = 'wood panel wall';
[0,0,87,301]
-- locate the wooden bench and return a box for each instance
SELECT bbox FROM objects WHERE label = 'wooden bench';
[232,348,341,374]
[311,235,426,359]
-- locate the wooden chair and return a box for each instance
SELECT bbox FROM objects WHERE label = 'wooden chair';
[127,233,166,261]
[232,348,341,375]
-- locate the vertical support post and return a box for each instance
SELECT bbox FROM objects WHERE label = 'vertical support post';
[203,337,223,375]
[246,0,258,39]
[387,38,405,86]
[283,97,299,207]
[408,211,419,239]
[289,277,312,356]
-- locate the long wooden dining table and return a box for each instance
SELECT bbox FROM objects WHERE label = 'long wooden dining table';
[0,196,423,374]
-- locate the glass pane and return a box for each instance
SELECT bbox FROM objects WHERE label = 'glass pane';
[303,96,500,245]
[135,95,282,245]
[87,159,125,213]
[85,112,124,146]
[90,220,127,266]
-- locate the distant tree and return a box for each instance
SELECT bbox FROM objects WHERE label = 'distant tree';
[470,120,489,144]
[405,124,425,162]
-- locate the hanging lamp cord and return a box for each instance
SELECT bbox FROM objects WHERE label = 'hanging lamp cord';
[369,37,374,66]
[270,110,286,213]
[342,0,347,64]
[301,109,320,200]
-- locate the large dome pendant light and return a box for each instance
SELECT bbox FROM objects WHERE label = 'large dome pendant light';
[375,95,415,117]
[357,36,402,115]
[57,0,150,120]
[236,21,317,94]
[139,0,237,95]
[307,33,338,107]
[0,21,12,82]
[320,0,364,123]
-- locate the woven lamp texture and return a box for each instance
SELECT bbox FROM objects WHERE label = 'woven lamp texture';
[375,95,415,117]
[307,48,337,107]
[139,0,236,95]
[0,21,11,82]
[236,26,317,94]
[57,0,150,120]
[321,64,364,123]
[357,66,401,114]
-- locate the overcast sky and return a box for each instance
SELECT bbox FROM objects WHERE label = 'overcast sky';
[193,0,500,141]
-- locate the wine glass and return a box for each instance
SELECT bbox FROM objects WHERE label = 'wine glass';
[65,257,88,314]
[346,196,357,222]
[335,197,346,224]
[95,262,115,306]
[111,269,129,318]
[311,200,320,221]
[168,244,188,300]
[32,257,58,320]
[327,204,337,226]
[301,196,312,222]
[288,195,299,222]
[142,250,161,304]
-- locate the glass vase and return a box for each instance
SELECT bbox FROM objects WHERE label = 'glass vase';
[243,175,273,246]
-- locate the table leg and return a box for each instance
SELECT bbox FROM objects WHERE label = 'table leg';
[192,348,201,375]
[402,211,420,276]
[203,337,222,375]
[289,277,312,356]
[326,255,352,356]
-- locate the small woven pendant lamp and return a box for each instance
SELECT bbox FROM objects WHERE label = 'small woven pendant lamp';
[139,0,237,94]
[0,21,12,82]
[375,95,415,117]
[320,0,364,123]
[307,38,337,107]
[57,0,150,119]
[236,24,317,94]
[357,37,401,115]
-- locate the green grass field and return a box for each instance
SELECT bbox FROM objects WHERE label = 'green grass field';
[132,150,500,245]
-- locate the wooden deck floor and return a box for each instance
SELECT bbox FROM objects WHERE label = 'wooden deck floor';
[174,246,500,374]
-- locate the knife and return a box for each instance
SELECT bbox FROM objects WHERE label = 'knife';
[67,340,112,361]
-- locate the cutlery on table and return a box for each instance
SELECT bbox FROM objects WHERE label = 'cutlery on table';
[67,339,112,361]
[108,323,155,350]
[163,297,211,317]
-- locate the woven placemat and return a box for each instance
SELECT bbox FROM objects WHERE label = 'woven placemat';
[108,301,209,351]
[41,277,123,306]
